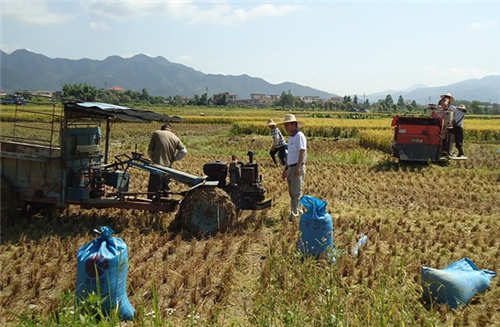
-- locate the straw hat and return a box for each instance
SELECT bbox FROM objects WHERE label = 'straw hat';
[457,104,467,112]
[267,119,276,126]
[440,92,455,103]
[277,113,301,125]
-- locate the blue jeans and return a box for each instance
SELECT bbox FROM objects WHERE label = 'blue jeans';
[270,144,287,166]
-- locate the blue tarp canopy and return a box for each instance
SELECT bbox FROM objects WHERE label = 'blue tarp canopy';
[64,102,183,123]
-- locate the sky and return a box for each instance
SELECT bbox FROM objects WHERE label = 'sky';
[1,0,499,96]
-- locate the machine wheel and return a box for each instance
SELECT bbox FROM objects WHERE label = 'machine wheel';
[176,186,236,235]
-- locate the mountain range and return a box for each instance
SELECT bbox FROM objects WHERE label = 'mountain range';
[366,76,500,104]
[0,49,334,99]
[1,49,499,103]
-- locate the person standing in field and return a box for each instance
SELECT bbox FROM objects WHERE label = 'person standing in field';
[147,123,187,198]
[450,104,467,157]
[279,114,307,221]
[267,119,287,166]
[437,93,456,156]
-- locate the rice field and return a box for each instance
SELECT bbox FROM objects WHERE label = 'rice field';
[0,105,499,326]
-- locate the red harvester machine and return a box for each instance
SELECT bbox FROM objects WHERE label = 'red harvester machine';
[391,106,454,163]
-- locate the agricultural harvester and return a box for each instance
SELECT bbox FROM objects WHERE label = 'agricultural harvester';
[1,102,271,234]
[391,105,464,163]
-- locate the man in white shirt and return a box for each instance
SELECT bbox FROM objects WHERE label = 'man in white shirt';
[278,114,307,221]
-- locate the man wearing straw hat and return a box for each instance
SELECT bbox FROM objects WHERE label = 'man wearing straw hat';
[278,114,307,221]
[267,119,288,166]
[437,93,457,156]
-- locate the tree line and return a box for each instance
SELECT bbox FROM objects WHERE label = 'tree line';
[60,83,232,106]
[275,91,418,113]
[53,83,500,114]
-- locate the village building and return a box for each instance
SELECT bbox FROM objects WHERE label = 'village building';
[31,90,53,98]
[301,95,322,103]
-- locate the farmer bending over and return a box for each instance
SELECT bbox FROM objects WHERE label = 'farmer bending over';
[147,123,187,198]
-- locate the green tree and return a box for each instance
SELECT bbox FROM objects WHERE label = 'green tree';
[199,93,209,106]
[353,95,358,105]
[384,94,394,107]
[172,95,186,106]
[470,101,481,114]
[187,95,198,105]
[277,91,295,107]
[213,93,228,106]
[62,83,97,101]
[397,95,405,109]
[140,88,150,102]
[119,94,132,103]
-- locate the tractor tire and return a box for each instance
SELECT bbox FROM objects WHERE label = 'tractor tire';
[176,186,236,235]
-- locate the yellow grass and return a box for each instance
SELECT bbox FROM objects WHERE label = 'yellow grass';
[359,129,394,153]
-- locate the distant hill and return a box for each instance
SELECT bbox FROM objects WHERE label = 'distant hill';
[0,49,335,99]
[366,76,500,104]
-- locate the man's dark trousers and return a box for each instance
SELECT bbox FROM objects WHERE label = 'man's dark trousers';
[453,126,464,156]
[270,145,287,166]
[147,173,170,199]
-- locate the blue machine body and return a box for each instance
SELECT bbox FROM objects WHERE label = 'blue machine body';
[62,127,103,201]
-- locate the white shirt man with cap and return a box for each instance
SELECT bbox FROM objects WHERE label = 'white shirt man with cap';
[278,114,307,221]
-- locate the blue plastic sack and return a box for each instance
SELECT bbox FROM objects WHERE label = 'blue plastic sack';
[422,257,497,309]
[297,195,335,262]
[76,226,134,320]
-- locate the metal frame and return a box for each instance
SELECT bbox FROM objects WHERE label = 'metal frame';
[9,103,62,150]
[1,101,206,213]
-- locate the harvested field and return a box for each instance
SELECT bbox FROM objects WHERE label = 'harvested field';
[1,118,499,326]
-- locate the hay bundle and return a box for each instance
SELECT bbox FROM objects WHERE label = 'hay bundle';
[175,186,236,235]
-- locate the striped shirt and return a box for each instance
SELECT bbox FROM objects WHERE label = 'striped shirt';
[450,105,466,128]
[271,127,286,148]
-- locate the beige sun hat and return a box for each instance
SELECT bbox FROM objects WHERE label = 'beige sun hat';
[457,104,467,112]
[267,119,276,126]
[277,113,301,125]
[440,92,455,103]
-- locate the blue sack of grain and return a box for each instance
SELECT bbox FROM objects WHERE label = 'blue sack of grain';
[76,226,134,320]
[421,257,496,309]
[297,195,335,262]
